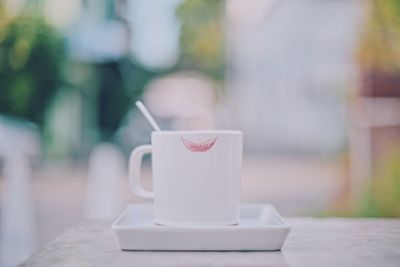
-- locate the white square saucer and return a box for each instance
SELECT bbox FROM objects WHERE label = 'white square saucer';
[112,203,290,251]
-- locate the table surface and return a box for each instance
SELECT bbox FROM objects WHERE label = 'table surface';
[22,217,400,267]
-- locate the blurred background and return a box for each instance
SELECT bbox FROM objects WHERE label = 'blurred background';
[1,0,400,265]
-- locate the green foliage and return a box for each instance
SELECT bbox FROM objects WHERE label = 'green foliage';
[176,0,225,80]
[96,60,161,140]
[358,0,400,71]
[0,8,65,127]
[357,148,400,217]
[47,59,161,143]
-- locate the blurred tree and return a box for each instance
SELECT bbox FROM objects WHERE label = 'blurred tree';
[0,4,65,127]
[358,0,400,72]
[355,0,400,217]
[96,0,226,140]
[97,61,131,141]
[96,59,161,140]
[176,0,225,81]
[358,147,400,217]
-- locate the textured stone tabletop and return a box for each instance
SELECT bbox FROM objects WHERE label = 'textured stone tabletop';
[22,217,400,267]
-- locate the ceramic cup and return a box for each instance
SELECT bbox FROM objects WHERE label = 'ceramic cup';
[129,130,243,226]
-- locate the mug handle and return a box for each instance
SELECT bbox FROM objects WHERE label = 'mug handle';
[129,145,154,199]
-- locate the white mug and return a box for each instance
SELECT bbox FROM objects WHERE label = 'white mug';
[129,130,243,226]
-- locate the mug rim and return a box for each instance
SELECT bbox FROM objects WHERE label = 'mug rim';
[152,130,242,135]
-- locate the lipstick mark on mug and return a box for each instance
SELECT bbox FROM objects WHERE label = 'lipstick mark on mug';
[180,137,217,152]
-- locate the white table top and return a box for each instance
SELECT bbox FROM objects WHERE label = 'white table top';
[22,217,400,267]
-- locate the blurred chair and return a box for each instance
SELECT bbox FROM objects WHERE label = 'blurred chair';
[0,118,39,267]
[85,143,126,220]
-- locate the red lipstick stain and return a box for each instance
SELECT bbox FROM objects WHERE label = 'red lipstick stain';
[181,137,217,152]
